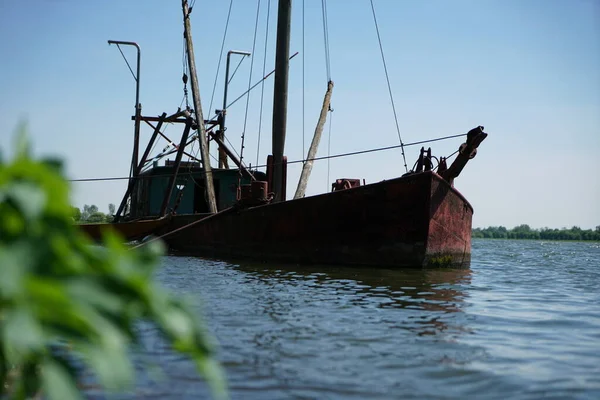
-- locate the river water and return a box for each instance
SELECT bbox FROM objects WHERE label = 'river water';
[96,239,600,399]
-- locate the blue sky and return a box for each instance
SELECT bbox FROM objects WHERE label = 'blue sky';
[1,0,599,229]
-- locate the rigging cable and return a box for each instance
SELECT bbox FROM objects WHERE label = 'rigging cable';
[302,0,306,161]
[256,0,272,166]
[115,44,137,82]
[72,133,467,183]
[113,43,138,181]
[186,132,221,195]
[144,124,226,170]
[326,106,333,190]
[140,122,172,174]
[321,0,333,188]
[223,52,298,110]
[433,149,460,172]
[239,0,262,175]
[181,36,190,109]
[228,56,247,84]
[170,129,199,214]
[224,133,243,159]
[369,0,408,173]
[321,0,332,82]
[207,0,234,124]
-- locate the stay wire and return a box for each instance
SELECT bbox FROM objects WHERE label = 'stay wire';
[171,129,201,214]
[207,0,234,122]
[228,56,246,84]
[225,52,298,111]
[256,0,272,166]
[433,149,460,172]
[321,0,331,82]
[239,0,262,173]
[185,130,201,176]
[369,0,407,173]
[115,44,137,81]
[141,122,172,174]
[145,123,220,169]
[225,133,243,159]
[302,0,306,161]
[285,133,466,169]
[147,122,170,166]
[326,108,333,190]
[69,133,467,183]
[181,36,190,109]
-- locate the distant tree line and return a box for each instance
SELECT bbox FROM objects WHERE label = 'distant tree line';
[71,203,115,223]
[473,224,600,241]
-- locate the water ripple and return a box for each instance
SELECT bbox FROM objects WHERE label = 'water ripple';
[92,240,600,399]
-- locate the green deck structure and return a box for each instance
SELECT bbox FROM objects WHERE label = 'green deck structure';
[133,162,266,216]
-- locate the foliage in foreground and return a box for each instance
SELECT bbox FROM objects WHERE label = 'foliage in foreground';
[473,224,600,241]
[0,133,227,399]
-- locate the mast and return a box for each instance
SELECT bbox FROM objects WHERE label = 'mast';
[294,80,334,199]
[182,0,218,213]
[271,0,292,202]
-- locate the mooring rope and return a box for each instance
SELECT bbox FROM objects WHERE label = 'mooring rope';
[129,207,237,250]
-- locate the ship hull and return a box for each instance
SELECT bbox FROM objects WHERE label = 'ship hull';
[163,171,473,268]
[79,215,171,242]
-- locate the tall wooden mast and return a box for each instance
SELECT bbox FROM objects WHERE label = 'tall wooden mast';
[182,0,218,213]
[271,0,292,203]
[294,81,334,199]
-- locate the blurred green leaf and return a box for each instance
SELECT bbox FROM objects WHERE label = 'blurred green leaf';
[67,280,125,314]
[0,244,29,296]
[1,128,227,399]
[5,182,46,221]
[41,360,84,400]
[80,345,133,390]
[2,310,45,364]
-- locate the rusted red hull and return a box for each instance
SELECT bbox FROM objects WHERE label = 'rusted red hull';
[78,216,171,242]
[163,171,473,268]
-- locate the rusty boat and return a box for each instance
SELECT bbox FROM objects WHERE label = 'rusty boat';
[79,0,488,268]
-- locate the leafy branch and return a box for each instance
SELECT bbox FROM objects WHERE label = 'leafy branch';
[0,127,227,399]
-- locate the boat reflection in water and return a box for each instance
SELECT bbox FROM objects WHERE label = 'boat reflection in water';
[231,262,472,338]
